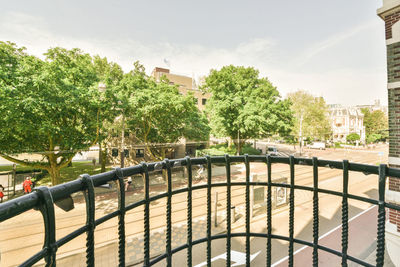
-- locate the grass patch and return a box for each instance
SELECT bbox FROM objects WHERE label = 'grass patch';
[0,164,38,173]
[37,161,113,186]
[197,143,261,156]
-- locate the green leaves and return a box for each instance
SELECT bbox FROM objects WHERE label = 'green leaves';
[203,65,293,142]
[287,90,331,141]
[125,77,210,160]
[361,108,388,143]
[0,43,102,184]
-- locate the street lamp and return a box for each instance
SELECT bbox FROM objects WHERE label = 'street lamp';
[98,83,106,170]
[117,100,125,168]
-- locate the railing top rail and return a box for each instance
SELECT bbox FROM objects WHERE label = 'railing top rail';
[1,155,399,221]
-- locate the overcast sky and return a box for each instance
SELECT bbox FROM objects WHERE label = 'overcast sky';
[0,0,387,106]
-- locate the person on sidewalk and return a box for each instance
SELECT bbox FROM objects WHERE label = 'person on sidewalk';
[23,177,33,194]
[0,184,4,202]
[125,177,132,192]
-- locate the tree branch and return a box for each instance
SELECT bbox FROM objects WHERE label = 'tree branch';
[0,153,50,170]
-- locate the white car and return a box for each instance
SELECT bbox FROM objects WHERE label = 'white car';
[308,142,326,150]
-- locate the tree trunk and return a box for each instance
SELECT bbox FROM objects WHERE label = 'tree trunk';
[49,167,61,185]
[101,147,107,173]
[99,142,102,167]
[238,140,243,155]
[48,154,61,185]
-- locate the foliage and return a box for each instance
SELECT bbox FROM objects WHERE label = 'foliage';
[334,142,342,148]
[366,133,383,144]
[361,108,388,143]
[93,55,124,171]
[196,143,261,156]
[346,133,360,143]
[287,90,331,141]
[124,69,210,161]
[202,65,293,153]
[0,43,102,184]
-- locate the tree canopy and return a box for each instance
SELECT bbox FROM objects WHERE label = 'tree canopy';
[124,70,210,161]
[287,90,331,141]
[0,42,210,184]
[0,42,102,184]
[346,133,360,143]
[203,65,293,153]
[361,108,388,143]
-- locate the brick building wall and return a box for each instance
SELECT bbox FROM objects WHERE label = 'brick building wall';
[385,10,400,39]
[378,3,400,256]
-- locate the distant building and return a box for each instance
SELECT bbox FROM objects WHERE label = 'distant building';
[151,67,211,111]
[329,105,366,143]
[356,99,388,114]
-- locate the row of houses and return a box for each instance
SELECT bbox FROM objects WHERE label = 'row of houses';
[329,100,387,143]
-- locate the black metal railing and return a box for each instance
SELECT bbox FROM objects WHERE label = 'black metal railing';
[1,155,400,267]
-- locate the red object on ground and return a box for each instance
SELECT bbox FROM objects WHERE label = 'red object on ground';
[23,179,33,193]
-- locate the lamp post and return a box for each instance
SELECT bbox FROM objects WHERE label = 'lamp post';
[299,113,304,156]
[117,100,125,168]
[120,112,125,168]
[98,83,106,169]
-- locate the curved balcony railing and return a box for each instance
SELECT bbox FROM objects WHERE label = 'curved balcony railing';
[1,155,400,267]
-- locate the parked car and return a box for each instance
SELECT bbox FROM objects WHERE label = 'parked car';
[307,142,326,150]
[267,146,278,155]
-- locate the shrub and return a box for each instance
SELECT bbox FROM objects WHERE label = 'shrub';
[196,143,261,156]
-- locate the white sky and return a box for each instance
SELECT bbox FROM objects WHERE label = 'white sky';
[0,0,388,106]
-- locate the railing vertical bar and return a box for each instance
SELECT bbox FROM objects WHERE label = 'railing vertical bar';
[288,156,295,267]
[266,155,272,266]
[225,154,231,267]
[142,163,150,267]
[35,187,57,267]
[245,154,250,266]
[206,155,212,266]
[185,157,193,267]
[341,160,349,267]
[165,159,172,267]
[376,164,387,266]
[81,174,96,267]
[115,168,126,267]
[312,157,319,267]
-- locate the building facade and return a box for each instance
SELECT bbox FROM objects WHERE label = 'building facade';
[356,99,388,114]
[151,67,211,111]
[329,105,366,143]
[377,0,400,265]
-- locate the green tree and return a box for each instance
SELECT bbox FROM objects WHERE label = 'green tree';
[287,91,331,142]
[93,55,124,171]
[123,70,210,161]
[346,133,360,144]
[203,65,293,154]
[0,43,101,185]
[361,108,388,143]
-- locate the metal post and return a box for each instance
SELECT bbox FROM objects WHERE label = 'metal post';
[214,191,218,227]
[120,113,125,168]
[299,113,304,156]
[12,163,16,196]
[237,129,240,155]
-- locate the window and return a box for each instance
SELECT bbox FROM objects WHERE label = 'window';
[136,149,144,158]
[202,98,207,105]
[112,148,119,157]
[124,149,129,158]
[194,98,198,104]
